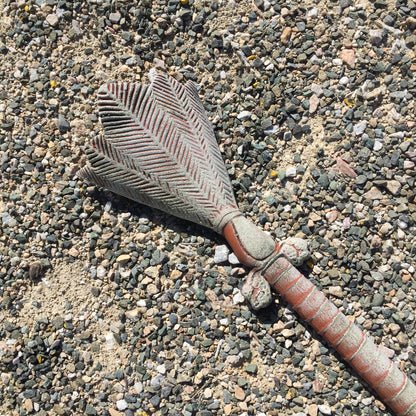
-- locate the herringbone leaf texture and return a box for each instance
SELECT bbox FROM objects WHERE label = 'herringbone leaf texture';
[78,73,240,232]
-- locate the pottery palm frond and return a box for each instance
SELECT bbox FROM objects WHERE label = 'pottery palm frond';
[78,73,239,231]
[79,73,416,415]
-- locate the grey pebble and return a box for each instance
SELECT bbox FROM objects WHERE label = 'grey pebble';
[58,114,71,133]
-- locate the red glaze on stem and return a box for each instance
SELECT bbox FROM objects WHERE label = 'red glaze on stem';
[223,220,416,416]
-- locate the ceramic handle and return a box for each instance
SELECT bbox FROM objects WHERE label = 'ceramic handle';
[259,258,416,416]
[223,216,416,416]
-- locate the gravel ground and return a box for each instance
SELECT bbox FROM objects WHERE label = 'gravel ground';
[0,0,416,415]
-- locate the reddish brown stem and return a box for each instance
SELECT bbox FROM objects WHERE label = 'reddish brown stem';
[263,255,416,416]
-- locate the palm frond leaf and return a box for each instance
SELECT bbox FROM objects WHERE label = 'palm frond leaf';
[78,73,239,232]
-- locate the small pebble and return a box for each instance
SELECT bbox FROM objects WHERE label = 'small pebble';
[46,14,59,27]
[58,114,71,133]
[109,12,121,23]
[116,400,128,411]
[214,245,230,263]
[286,166,297,178]
[232,290,245,305]
[318,404,332,415]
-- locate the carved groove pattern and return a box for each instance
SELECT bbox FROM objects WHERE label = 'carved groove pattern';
[79,73,239,232]
[266,256,416,416]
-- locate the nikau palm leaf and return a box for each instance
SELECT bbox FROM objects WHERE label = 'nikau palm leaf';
[79,73,240,232]
[79,73,416,416]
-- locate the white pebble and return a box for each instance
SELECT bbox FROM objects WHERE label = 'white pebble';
[104,201,112,211]
[373,140,383,151]
[105,332,115,351]
[389,131,405,139]
[398,220,408,229]
[46,13,59,27]
[214,244,229,263]
[96,265,107,279]
[157,364,166,374]
[286,166,297,178]
[397,228,406,240]
[310,82,323,97]
[109,12,121,24]
[116,399,128,411]
[134,382,143,394]
[309,94,320,113]
[318,404,332,415]
[150,374,164,388]
[307,7,318,17]
[228,252,240,264]
[232,289,245,305]
[339,76,349,85]
[353,122,367,136]
[237,110,252,121]
[362,397,373,406]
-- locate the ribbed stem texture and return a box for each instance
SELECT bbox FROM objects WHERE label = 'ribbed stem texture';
[223,219,416,415]
[264,255,416,416]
